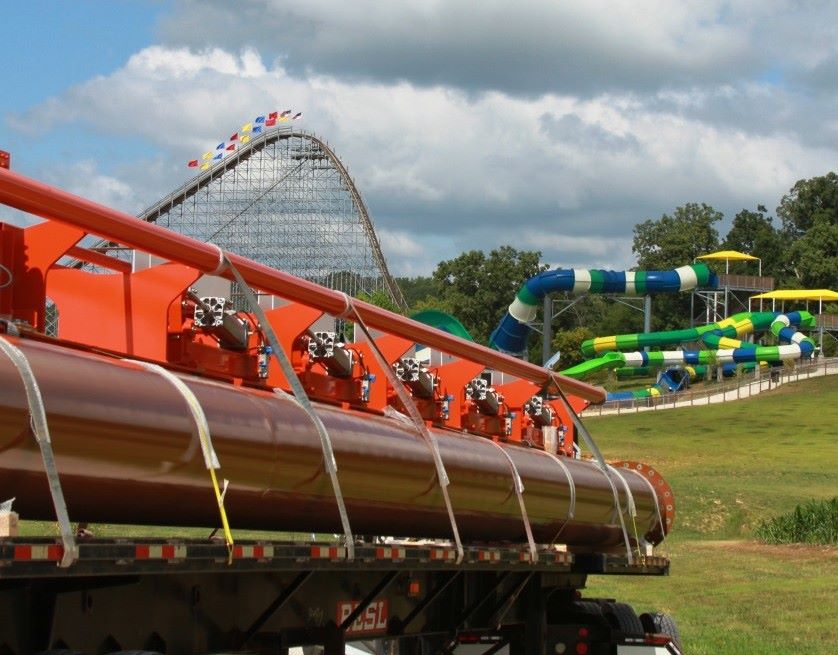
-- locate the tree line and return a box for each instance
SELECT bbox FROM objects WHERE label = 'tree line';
[382,172,837,362]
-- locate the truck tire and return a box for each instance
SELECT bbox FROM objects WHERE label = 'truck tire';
[602,601,644,637]
[573,600,603,616]
[640,612,682,651]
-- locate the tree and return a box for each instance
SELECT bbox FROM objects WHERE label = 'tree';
[632,203,722,330]
[632,203,722,270]
[395,276,436,309]
[722,205,785,279]
[356,289,402,314]
[430,246,547,345]
[776,173,838,288]
[551,326,595,368]
[787,214,838,288]
[777,172,838,238]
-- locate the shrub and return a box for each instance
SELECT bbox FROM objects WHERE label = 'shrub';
[754,498,837,545]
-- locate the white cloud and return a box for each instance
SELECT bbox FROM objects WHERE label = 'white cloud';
[7,24,837,276]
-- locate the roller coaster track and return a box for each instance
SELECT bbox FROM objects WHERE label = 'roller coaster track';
[84,128,407,311]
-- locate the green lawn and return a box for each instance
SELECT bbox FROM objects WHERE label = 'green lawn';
[584,375,838,654]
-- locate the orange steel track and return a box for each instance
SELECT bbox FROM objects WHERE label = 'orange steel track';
[0,168,606,404]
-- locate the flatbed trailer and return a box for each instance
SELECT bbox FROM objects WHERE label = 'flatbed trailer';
[0,166,682,654]
[0,536,677,654]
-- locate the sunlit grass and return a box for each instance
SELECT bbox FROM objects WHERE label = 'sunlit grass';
[584,376,838,654]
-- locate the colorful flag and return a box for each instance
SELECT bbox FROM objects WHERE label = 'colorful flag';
[254,115,266,124]
[241,134,251,143]
[279,115,289,122]
[201,162,211,170]
[280,110,291,117]
[242,122,253,133]
[187,160,199,168]
[230,132,238,141]
[202,152,213,160]
[292,112,302,119]
[266,117,276,126]
[213,152,223,160]
[268,111,278,120]
[252,125,263,134]
[226,143,236,151]
[216,142,225,150]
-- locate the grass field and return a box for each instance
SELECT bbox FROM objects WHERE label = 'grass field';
[583,375,838,654]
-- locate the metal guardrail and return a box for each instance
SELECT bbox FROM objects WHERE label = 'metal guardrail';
[583,357,838,416]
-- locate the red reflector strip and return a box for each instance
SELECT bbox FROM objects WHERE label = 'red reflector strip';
[478,549,500,562]
[135,544,187,560]
[430,548,456,561]
[233,544,274,559]
[13,544,63,561]
[310,545,345,560]
[375,546,406,560]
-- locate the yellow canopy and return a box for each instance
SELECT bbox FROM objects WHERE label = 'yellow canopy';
[750,289,838,302]
[697,250,759,261]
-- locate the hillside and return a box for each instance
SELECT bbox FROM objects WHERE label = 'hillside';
[584,376,838,654]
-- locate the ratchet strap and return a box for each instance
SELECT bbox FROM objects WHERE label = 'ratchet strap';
[221,255,356,560]
[0,336,78,568]
[551,381,635,564]
[483,439,537,562]
[340,294,464,563]
[129,360,235,562]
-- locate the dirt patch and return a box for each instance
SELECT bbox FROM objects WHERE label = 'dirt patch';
[689,539,836,560]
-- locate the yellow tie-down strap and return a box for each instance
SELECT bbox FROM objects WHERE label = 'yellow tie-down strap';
[129,360,235,562]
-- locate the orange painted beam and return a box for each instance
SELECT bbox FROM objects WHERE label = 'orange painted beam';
[0,168,606,403]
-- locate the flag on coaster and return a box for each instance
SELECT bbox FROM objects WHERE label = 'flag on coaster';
[268,111,278,120]
[202,152,213,160]
[201,162,211,170]
[187,160,199,168]
[292,112,302,119]
[225,143,236,151]
[280,110,291,117]
[252,125,263,134]
[212,152,223,160]
[266,117,276,126]
[216,142,226,150]
[241,122,253,133]
[254,115,266,124]
[241,134,251,143]
[229,132,238,141]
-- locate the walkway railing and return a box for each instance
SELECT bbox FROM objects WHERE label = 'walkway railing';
[582,357,838,417]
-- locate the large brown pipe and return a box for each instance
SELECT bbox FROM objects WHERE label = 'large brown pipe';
[0,337,664,549]
[0,167,605,404]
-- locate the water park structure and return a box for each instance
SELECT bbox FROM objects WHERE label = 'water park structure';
[490,259,823,402]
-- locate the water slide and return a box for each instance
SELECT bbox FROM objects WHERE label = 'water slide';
[490,263,717,355]
[561,311,817,400]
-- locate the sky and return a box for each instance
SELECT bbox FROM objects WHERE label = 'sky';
[1,0,837,276]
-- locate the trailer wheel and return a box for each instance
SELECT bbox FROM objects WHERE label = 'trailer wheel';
[602,602,644,637]
[640,612,682,651]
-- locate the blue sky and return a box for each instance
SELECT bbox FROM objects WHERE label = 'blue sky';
[2,1,836,275]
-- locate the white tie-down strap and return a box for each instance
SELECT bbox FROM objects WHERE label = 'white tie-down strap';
[128,361,220,470]
[341,292,464,563]
[221,255,355,560]
[621,466,666,547]
[0,336,78,568]
[483,439,538,563]
[532,449,576,544]
[551,381,634,564]
[128,360,235,557]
